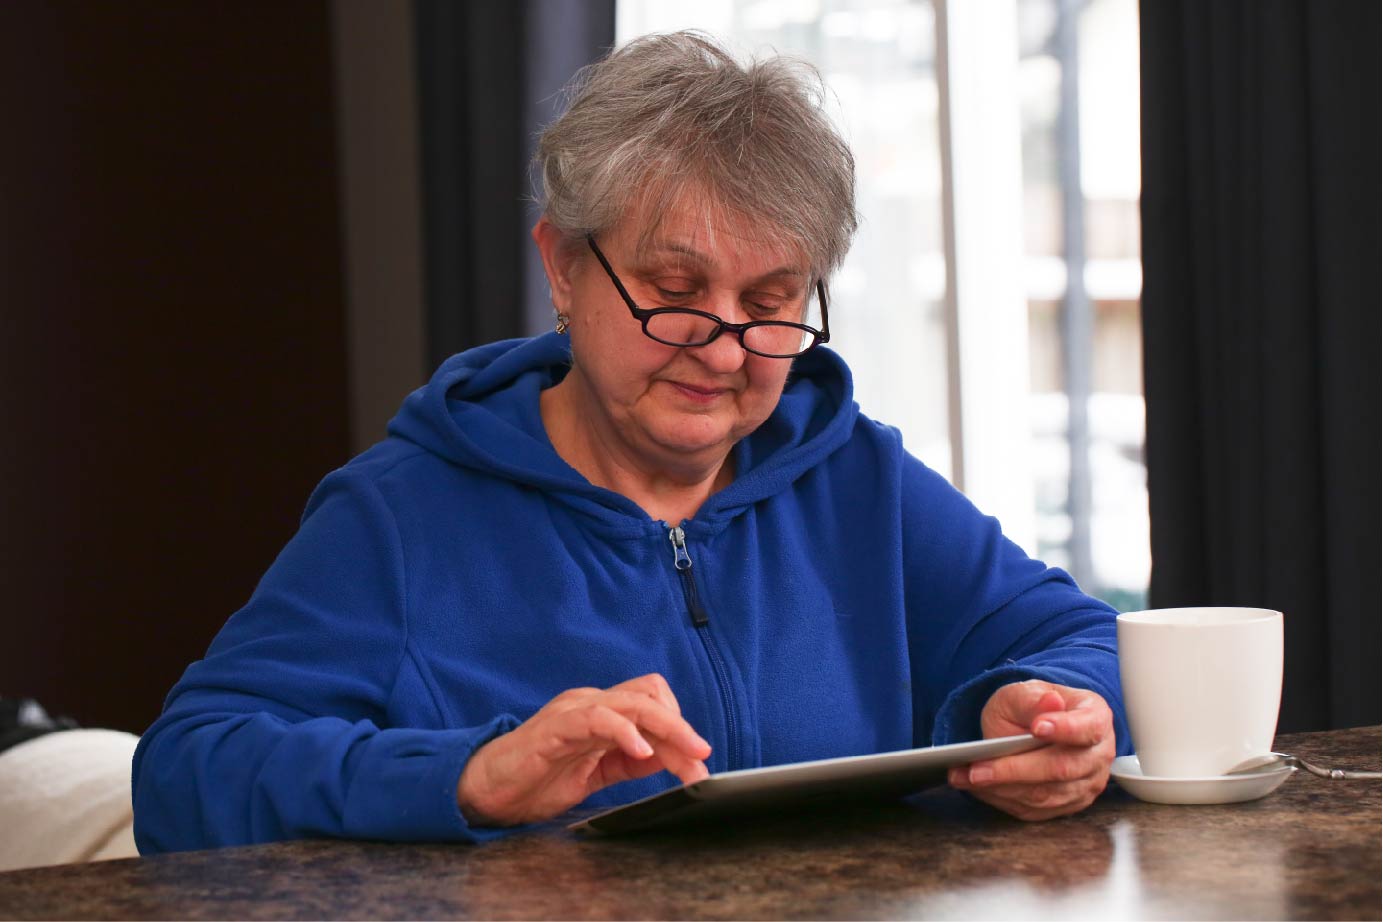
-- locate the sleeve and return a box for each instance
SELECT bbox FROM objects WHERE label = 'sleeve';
[899,454,1131,753]
[131,468,522,854]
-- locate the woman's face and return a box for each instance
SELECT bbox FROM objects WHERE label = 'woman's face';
[538,198,814,479]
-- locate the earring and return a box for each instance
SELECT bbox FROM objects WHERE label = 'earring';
[555,313,571,335]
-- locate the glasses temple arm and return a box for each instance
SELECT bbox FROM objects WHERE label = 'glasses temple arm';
[816,280,830,344]
[586,235,642,311]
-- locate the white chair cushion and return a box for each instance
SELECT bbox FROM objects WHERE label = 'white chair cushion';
[0,728,140,871]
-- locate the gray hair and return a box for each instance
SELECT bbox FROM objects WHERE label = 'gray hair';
[535,31,858,279]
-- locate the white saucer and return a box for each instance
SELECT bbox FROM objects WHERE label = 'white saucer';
[1110,755,1294,804]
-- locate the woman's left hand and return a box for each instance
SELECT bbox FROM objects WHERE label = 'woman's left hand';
[947,679,1115,821]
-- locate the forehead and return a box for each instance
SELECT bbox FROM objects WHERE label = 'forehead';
[614,190,809,277]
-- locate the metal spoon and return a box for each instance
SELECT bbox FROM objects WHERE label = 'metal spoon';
[1226,752,1381,780]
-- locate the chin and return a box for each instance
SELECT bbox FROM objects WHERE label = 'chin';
[649,418,738,458]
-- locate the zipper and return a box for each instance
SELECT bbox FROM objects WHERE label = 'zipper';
[667,525,741,771]
[668,525,709,626]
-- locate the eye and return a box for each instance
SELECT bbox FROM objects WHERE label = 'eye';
[746,293,795,319]
[650,277,699,301]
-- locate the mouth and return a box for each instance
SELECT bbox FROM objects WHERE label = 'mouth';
[666,381,730,404]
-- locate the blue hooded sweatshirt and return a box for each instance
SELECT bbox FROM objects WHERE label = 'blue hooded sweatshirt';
[132,333,1129,853]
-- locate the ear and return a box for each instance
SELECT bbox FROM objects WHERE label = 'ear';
[532,217,582,314]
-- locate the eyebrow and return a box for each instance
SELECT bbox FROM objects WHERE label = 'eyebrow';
[638,248,807,295]
[633,234,802,273]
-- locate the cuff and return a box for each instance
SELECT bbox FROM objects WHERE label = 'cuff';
[343,713,522,843]
[931,665,1131,756]
[930,665,1045,747]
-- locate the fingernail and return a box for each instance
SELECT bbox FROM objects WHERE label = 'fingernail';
[636,738,654,757]
[969,765,994,784]
[1035,720,1055,737]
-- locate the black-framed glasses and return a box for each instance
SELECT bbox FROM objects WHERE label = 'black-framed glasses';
[586,235,830,359]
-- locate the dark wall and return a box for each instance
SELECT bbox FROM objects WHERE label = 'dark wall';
[0,2,350,733]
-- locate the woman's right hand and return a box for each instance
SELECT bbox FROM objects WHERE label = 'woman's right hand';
[455,673,712,827]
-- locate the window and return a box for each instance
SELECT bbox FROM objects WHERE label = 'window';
[617,0,1148,610]
[1015,0,1146,609]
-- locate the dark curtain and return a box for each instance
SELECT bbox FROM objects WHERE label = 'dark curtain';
[414,0,615,369]
[1139,1,1379,731]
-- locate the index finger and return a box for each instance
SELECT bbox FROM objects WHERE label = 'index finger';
[962,741,1107,787]
[598,690,711,760]
[609,673,682,717]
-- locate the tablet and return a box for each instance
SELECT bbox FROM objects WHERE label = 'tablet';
[569,733,1044,836]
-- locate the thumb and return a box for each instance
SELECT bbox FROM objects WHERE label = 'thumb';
[983,680,1056,735]
[1010,682,1066,723]
[1032,688,1067,718]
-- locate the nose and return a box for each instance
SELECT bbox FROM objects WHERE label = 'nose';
[687,292,750,372]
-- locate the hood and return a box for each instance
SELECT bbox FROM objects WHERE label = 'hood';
[386,332,859,529]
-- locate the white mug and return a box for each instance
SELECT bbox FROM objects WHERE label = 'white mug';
[1117,607,1283,778]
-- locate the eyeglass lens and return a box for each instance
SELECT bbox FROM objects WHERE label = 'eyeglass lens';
[644,312,815,356]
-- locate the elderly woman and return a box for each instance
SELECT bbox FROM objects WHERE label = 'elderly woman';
[132,32,1128,852]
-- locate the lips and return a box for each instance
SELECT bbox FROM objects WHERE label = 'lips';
[667,380,729,402]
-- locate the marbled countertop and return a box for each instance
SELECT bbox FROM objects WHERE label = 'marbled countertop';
[1,726,1377,920]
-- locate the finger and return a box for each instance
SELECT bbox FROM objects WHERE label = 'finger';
[590,743,700,791]
[545,686,604,714]
[968,783,1101,822]
[961,744,1108,787]
[579,692,712,786]
[609,673,682,717]
[669,760,711,785]
[1033,689,1067,719]
[995,769,1108,812]
[599,747,681,785]
[641,735,711,786]
[547,692,711,786]
[983,681,1064,736]
[967,776,1103,808]
[1024,692,1067,738]
[594,740,708,790]
[527,704,653,771]
[597,690,712,760]
[1031,698,1112,746]
[589,724,711,789]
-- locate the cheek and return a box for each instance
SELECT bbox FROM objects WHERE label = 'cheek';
[574,320,677,392]
[742,359,792,413]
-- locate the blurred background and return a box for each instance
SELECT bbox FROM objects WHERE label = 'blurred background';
[1,0,1374,738]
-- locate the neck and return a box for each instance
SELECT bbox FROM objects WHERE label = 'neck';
[540,376,733,524]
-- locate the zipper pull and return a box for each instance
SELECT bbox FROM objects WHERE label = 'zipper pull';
[668,526,709,626]
[669,525,693,570]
